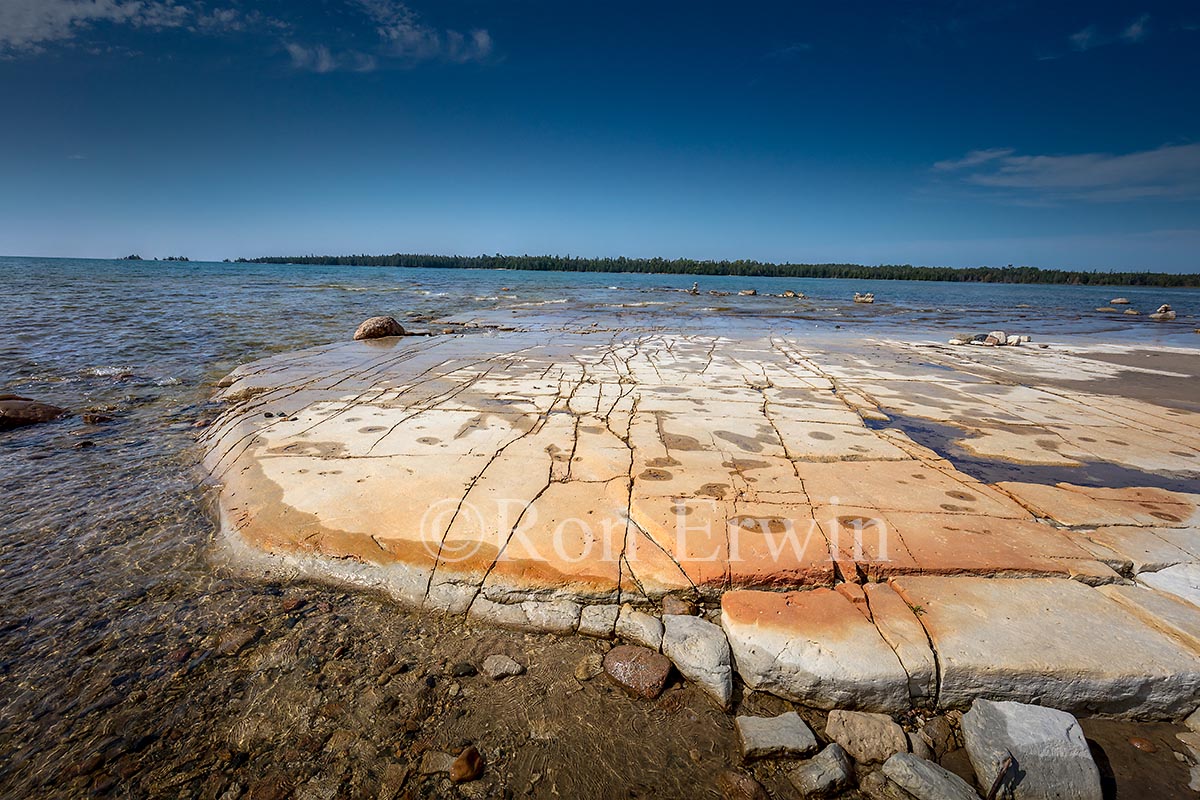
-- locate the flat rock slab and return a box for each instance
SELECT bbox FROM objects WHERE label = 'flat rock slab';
[890,576,1200,717]
[202,330,1200,719]
[721,588,912,712]
[882,752,981,800]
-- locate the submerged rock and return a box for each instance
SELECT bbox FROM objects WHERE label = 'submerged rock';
[353,316,406,340]
[603,645,672,699]
[961,699,1101,800]
[481,654,524,680]
[715,769,769,800]
[450,745,484,783]
[1111,297,1130,304]
[0,396,67,431]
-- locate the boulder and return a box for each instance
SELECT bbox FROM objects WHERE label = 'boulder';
[825,710,909,764]
[353,316,405,340]
[739,289,758,296]
[1150,304,1177,321]
[787,744,854,797]
[661,614,733,709]
[881,753,981,800]
[1124,309,1140,315]
[578,603,619,638]
[616,604,664,650]
[0,396,67,431]
[1005,335,1022,346]
[735,711,819,759]
[985,330,1007,345]
[1110,297,1130,304]
[961,699,1101,800]
[480,654,524,680]
[602,645,672,700]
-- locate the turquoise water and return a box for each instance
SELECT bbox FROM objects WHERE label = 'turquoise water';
[0,256,1197,795]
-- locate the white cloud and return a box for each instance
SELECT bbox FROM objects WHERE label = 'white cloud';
[1069,24,1099,51]
[285,43,337,74]
[0,0,256,53]
[1066,14,1152,53]
[934,144,1200,203]
[354,0,491,64]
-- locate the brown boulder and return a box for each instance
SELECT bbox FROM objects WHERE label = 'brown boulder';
[715,769,769,800]
[0,396,67,431]
[603,644,672,700]
[353,316,405,340]
[450,745,484,783]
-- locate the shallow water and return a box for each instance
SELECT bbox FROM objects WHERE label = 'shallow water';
[1,257,1198,797]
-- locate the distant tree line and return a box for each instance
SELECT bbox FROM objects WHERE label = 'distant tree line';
[235,253,1200,287]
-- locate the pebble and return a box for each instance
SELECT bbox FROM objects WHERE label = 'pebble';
[450,746,484,783]
[714,768,769,800]
[450,661,478,678]
[1129,737,1157,753]
[661,595,699,616]
[574,652,604,681]
[481,654,524,680]
[216,625,263,656]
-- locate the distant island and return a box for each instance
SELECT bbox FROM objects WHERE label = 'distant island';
[121,254,189,262]
[237,253,1200,287]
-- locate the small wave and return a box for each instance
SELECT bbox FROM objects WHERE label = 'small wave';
[81,366,136,378]
[155,377,181,386]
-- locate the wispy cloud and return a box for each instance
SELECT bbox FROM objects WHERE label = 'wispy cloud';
[1067,14,1151,53]
[0,0,255,54]
[933,148,1014,172]
[0,0,492,73]
[934,143,1200,203]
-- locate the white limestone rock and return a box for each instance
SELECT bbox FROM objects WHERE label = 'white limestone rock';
[578,604,619,638]
[661,614,733,709]
[961,699,1101,800]
[616,604,664,650]
[735,712,818,760]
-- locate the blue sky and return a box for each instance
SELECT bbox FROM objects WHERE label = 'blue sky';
[1,1,1198,270]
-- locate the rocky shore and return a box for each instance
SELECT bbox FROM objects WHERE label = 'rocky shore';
[189,324,1200,797]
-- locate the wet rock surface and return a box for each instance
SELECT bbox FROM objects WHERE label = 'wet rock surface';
[0,395,67,431]
[602,644,673,700]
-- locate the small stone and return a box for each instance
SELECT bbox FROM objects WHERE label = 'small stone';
[714,768,769,800]
[921,716,958,759]
[574,652,604,682]
[616,604,664,650]
[1129,737,1156,753]
[735,711,818,759]
[961,699,1101,800]
[450,746,484,783]
[603,644,672,700]
[908,731,934,761]
[662,595,699,616]
[661,614,733,709]
[353,316,406,340]
[82,413,114,425]
[788,743,854,797]
[450,661,478,678]
[216,625,263,656]
[826,709,909,764]
[882,752,980,800]
[419,750,455,774]
[281,597,306,613]
[481,654,524,679]
[166,645,192,664]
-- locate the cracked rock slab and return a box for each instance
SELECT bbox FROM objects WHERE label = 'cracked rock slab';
[890,576,1200,717]
[721,588,911,712]
[735,711,818,760]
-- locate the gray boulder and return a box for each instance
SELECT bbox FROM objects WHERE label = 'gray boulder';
[735,711,818,759]
[616,604,664,650]
[882,752,981,800]
[961,699,1101,800]
[788,743,854,797]
[661,614,733,709]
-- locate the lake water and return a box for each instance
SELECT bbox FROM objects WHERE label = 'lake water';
[1,256,1197,796]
